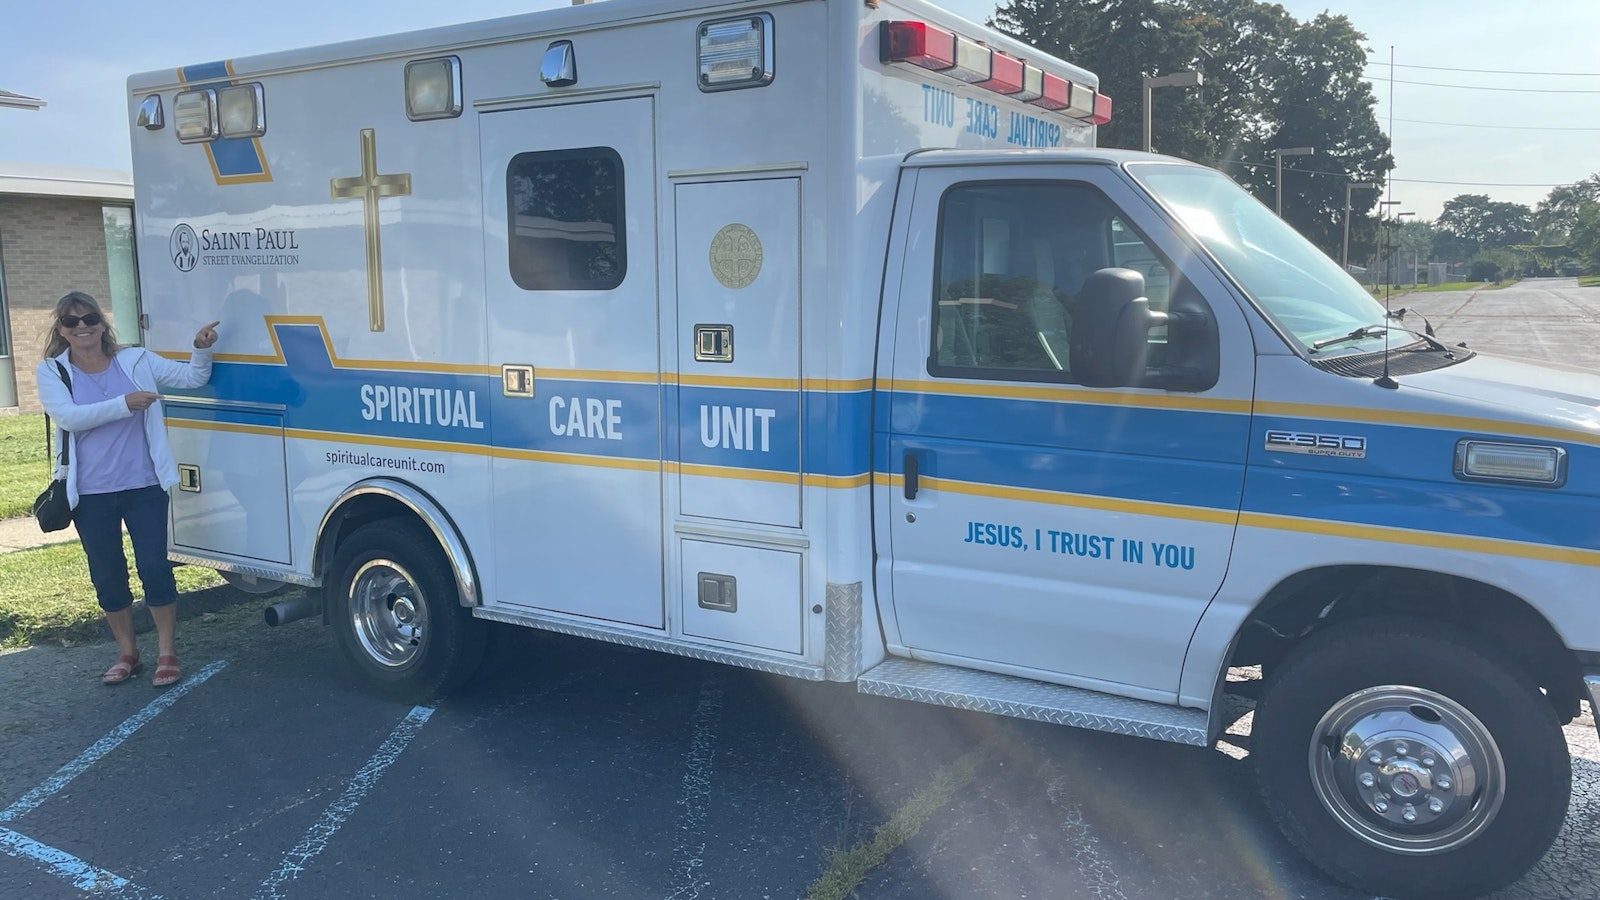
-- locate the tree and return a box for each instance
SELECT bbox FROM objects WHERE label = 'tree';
[1256,12,1392,258]
[990,0,1218,161]
[1434,194,1534,260]
[1570,201,1600,275]
[1532,174,1600,242]
[990,0,1392,260]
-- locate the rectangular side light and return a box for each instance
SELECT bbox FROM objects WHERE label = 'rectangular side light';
[1012,65,1044,102]
[880,21,956,70]
[217,83,265,139]
[698,13,775,92]
[1455,440,1565,486]
[406,56,462,120]
[977,53,1024,94]
[945,35,993,84]
[1030,73,1070,110]
[1091,92,1113,125]
[173,88,218,143]
[1064,81,1096,120]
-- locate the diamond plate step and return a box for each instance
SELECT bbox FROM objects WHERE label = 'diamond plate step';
[856,657,1209,746]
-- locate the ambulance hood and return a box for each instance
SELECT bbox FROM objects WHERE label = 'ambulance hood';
[1405,352,1600,437]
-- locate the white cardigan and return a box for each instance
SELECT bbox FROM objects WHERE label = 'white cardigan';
[36,345,214,509]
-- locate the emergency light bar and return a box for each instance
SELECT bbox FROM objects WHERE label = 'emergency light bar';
[879,20,1112,126]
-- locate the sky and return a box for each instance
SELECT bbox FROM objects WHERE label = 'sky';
[1,0,1596,221]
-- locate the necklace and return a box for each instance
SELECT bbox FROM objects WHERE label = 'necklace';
[75,360,117,399]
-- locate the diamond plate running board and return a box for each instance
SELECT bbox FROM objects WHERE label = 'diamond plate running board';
[856,658,1209,746]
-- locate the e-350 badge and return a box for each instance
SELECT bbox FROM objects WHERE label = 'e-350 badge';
[1265,430,1368,459]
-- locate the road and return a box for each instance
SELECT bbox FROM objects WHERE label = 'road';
[1,278,1598,900]
[1392,277,1600,368]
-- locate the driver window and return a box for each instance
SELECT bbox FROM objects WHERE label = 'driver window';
[930,182,1174,382]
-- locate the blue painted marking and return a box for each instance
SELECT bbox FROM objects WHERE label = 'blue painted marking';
[180,61,268,180]
[209,138,268,179]
[0,827,161,897]
[0,660,227,824]
[253,705,434,900]
[181,61,229,82]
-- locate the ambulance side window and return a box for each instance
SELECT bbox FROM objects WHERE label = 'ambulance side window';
[929,182,1174,381]
[506,147,626,291]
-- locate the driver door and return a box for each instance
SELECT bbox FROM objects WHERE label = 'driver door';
[878,165,1254,696]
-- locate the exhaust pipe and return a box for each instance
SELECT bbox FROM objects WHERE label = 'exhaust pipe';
[264,594,322,627]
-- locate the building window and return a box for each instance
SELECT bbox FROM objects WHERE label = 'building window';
[102,205,142,345]
[506,147,626,291]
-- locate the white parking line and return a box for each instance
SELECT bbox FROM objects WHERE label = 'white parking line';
[0,661,227,898]
[0,826,163,898]
[0,660,228,825]
[666,679,724,900]
[252,705,435,900]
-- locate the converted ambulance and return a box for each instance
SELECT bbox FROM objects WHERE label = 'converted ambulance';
[126,0,1600,895]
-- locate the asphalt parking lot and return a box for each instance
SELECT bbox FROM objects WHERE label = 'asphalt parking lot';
[2,278,1598,900]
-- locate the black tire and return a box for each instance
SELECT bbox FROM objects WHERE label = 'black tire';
[1253,617,1569,900]
[325,519,486,703]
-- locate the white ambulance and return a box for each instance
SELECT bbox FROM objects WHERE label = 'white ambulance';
[126,0,1599,895]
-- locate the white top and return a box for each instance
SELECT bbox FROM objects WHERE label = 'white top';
[36,345,214,508]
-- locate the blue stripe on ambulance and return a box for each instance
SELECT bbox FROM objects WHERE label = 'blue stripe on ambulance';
[178,61,270,181]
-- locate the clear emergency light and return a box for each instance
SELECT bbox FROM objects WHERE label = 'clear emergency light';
[879,20,1112,126]
[697,13,775,92]
[217,83,266,139]
[1455,440,1566,487]
[173,88,219,143]
[405,56,463,120]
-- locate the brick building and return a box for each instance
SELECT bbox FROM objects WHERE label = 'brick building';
[0,163,137,413]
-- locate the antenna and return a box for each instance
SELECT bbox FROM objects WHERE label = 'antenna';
[1375,45,1399,390]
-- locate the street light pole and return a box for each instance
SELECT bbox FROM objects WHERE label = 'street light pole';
[1274,147,1315,216]
[1142,71,1204,153]
[1342,180,1380,270]
[1376,200,1401,287]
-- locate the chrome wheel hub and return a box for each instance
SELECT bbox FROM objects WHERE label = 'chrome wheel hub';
[349,559,429,668]
[1310,686,1503,853]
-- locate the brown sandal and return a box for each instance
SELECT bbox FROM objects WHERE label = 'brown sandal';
[152,655,182,688]
[102,654,142,685]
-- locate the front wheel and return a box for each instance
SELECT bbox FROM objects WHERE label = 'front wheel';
[1253,618,1569,899]
[325,520,486,702]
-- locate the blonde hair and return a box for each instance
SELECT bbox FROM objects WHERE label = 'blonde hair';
[42,291,122,359]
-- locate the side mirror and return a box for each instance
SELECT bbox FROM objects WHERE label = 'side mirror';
[1069,268,1167,387]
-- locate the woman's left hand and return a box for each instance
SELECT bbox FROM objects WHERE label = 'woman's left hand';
[193,321,221,349]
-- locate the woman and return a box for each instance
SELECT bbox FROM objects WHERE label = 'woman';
[36,291,219,688]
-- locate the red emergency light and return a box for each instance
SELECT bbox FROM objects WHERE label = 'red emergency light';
[880,20,956,70]
[977,53,1024,95]
[880,21,1113,127]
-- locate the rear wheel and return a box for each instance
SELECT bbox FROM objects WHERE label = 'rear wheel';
[1253,618,1569,899]
[325,520,486,702]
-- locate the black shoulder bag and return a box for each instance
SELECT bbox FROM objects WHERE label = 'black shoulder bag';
[33,362,73,533]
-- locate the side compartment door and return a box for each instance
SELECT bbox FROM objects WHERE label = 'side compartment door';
[479,99,664,627]
[881,166,1252,696]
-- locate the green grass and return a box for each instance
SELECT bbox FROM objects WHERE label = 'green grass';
[0,538,224,647]
[1408,278,1516,293]
[1580,275,1600,287]
[0,414,53,519]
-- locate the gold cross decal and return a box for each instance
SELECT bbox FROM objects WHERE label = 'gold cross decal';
[330,128,411,332]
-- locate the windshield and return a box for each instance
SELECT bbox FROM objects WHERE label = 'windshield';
[1127,163,1394,353]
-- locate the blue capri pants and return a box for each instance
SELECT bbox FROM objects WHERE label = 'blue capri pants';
[74,485,177,613]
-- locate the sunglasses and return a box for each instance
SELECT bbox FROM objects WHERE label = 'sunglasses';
[59,313,103,328]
